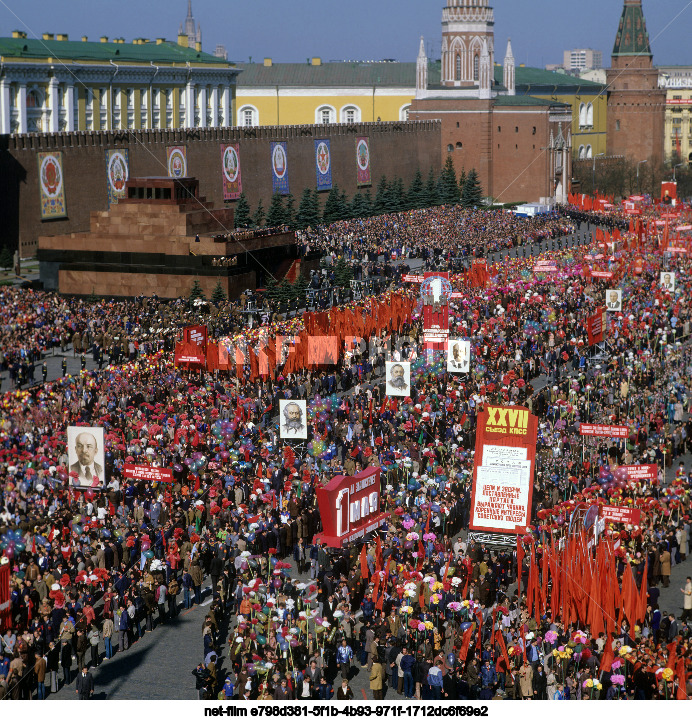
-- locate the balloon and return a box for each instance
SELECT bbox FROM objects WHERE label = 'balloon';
[460,622,472,631]
[144,550,154,559]
[141,541,151,552]
[173,464,183,473]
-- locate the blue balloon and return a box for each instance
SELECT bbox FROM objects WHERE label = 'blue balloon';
[460,622,472,631]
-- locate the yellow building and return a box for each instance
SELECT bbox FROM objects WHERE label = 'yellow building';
[234,58,607,160]
[659,66,692,164]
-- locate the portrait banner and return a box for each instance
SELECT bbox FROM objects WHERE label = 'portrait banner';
[271,141,289,195]
[606,289,622,312]
[279,399,307,440]
[66,426,106,489]
[385,361,410,397]
[38,151,67,219]
[356,136,371,186]
[221,143,242,200]
[315,138,332,191]
[167,146,187,178]
[660,271,675,292]
[105,149,129,207]
[447,339,471,373]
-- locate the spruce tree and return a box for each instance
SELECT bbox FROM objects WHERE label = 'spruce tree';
[361,188,374,217]
[189,279,205,305]
[339,189,350,220]
[424,167,439,207]
[265,193,285,228]
[292,274,309,306]
[334,256,354,288]
[457,167,467,199]
[295,188,314,229]
[252,199,265,228]
[265,276,279,303]
[277,278,292,304]
[407,168,424,209]
[211,280,226,306]
[350,192,366,218]
[461,168,483,208]
[322,186,342,224]
[374,175,389,215]
[438,155,460,205]
[284,193,296,229]
[234,192,251,228]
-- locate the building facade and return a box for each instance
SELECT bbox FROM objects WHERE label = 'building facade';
[659,66,692,163]
[408,0,572,204]
[562,49,603,74]
[0,32,238,134]
[606,0,665,165]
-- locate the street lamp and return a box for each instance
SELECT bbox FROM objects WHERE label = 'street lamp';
[592,152,605,192]
[674,162,685,182]
[636,159,648,192]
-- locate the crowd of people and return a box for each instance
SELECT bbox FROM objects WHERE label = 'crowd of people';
[0,198,691,702]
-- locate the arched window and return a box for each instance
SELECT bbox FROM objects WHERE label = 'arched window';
[473,54,480,82]
[455,54,461,81]
[26,89,41,108]
[586,102,593,127]
[585,145,592,159]
[340,105,360,124]
[316,105,335,124]
[579,103,586,128]
[447,144,454,153]
[578,145,585,160]
[456,141,463,149]
[238,104,258,127]
[399,104,411,121]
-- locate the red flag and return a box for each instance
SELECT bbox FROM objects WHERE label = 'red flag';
[458,623,474,661]
[360,545,369,580]
[676,656,688,700]
[599,634,614,673]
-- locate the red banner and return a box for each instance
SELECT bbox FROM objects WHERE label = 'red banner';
[314,467,387,548]
[590,271,613,279]
[587,307,606,346]
[600,505,642,525]
[123,464,175,483]
[0,563,10,632]
[174,341,207,367]
[618,464,657,481]
[470,405,538,535]
[579,423,629,438]
[183,325,208,352]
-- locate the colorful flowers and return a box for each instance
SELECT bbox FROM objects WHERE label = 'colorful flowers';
[545,630,557,643]
[610,674,625,686]
[406,532,419,541]
[399,605,413,615]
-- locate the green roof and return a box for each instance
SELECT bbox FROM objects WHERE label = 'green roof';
[612,0,652,57]
[234,59,604,92]
[0,36,229,65]
[235,61,415,87]
[494,95,567,107]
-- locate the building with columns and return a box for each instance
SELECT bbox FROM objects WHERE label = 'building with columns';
[409,0,572,203]
[0,31,238,135]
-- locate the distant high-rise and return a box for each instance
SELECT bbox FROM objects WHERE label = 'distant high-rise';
[562,48,602,73]
[214,44,228,61]
[179,0,202,49]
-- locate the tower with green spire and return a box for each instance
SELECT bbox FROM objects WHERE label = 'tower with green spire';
[606,0,664,166]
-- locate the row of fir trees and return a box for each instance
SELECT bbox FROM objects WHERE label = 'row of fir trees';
[232,157,484,230]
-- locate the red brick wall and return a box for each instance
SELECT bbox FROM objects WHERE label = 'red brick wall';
[409,98,552,202]
[1,120,441,258]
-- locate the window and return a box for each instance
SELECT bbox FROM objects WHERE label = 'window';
[316,105,335,124]
[579,103,587,128]
[447,144,453,152]
[26,89,41,108]
[586,145,593,159]
[399,104,411,121]
[515,126,519,133]
[497,126,501,133]
[238,105,258,127]
[474,55,479,82]
[340,105,360,124]
[532,126,536,135]
[456,141,462,149]
[586,102,593,126]
[455,54,461,81]
[578,145,585,159]
[615,119,620,131]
